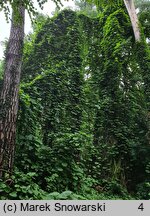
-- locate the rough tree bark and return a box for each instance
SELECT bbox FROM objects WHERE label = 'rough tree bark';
[124,0,140,41]
[0,5,25,178]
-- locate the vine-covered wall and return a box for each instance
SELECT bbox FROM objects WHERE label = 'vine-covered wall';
[13,6,150,199]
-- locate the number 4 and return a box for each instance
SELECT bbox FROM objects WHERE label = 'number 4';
[138,203,144,211]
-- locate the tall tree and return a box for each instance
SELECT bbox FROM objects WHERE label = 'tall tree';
[0,0,62,179]
[123,0,140,41]
[0,3,25,178]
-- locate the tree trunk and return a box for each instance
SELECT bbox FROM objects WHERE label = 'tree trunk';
[0,5,25,178]
[124,0,140,41]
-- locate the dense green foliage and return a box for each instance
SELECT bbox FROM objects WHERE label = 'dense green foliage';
[0,1,150,200]
[136,0,150,40]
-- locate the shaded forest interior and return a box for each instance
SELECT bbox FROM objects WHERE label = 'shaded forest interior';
[0,1,150,200]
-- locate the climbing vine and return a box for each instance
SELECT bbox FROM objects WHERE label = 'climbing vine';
[1,3,150,199]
